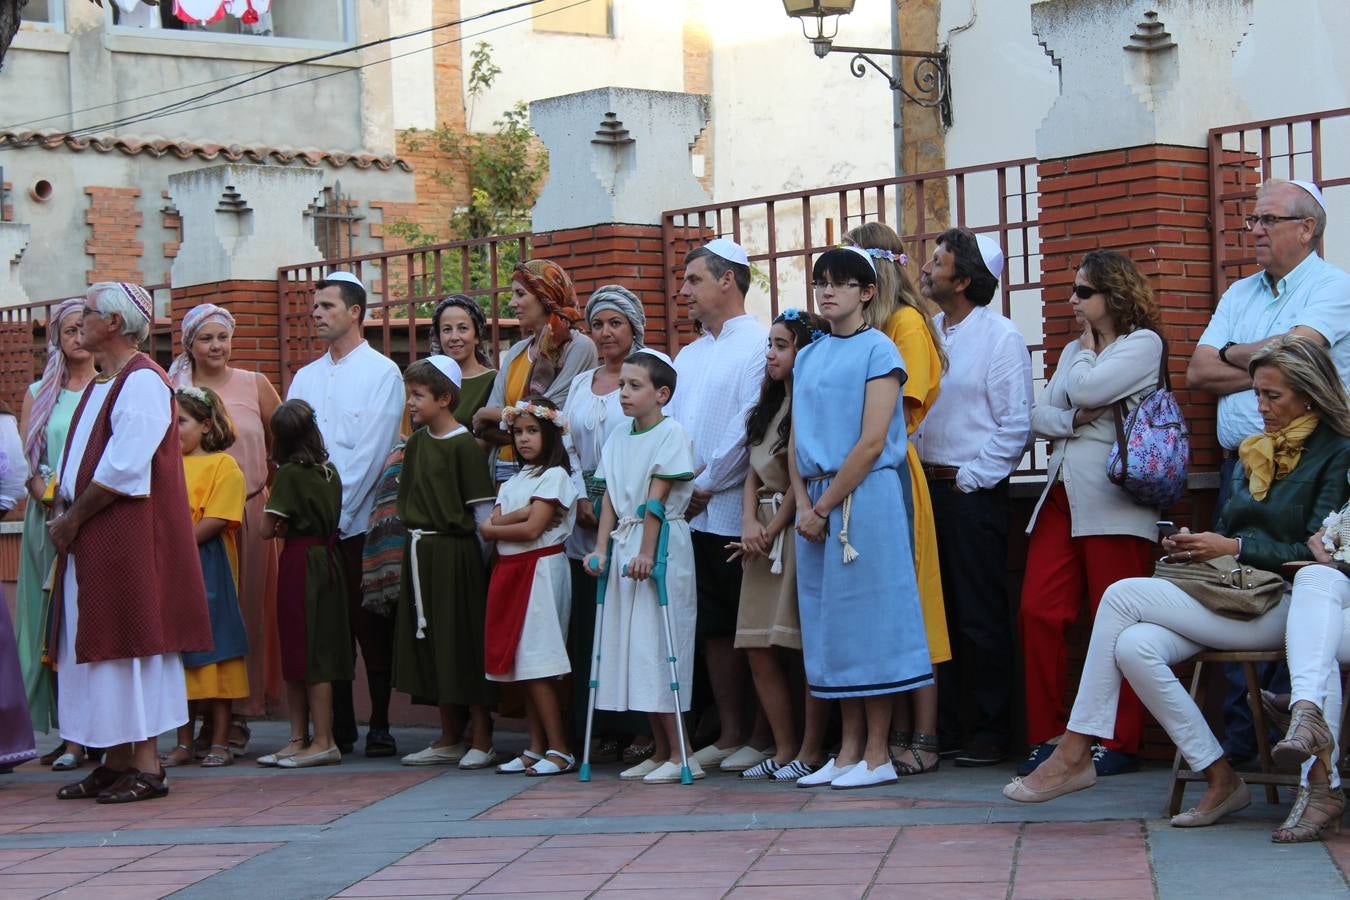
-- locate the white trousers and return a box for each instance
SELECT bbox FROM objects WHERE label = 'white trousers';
[1285,564,1350,786]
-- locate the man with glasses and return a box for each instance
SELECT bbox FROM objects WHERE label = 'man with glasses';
[1188,178,1350,766]
[913,228,1033,768]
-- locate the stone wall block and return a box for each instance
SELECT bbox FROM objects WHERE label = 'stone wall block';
[0,223,32,306]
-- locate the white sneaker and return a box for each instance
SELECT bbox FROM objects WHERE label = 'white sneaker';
[619,758,662,780]
[720,745,772,772]
[400,743,466,766]
[691,743,738,768]
[457,747,499,769]
[642,759,706,783]
[830,760,898,790]
[796,757,843,787]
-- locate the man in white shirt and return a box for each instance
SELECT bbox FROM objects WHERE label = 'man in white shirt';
[669,239,771,772]
[1186,178,1350,764]
[913,228,1032,768]
[287,272,405,758]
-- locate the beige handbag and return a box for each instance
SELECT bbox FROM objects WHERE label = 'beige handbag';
[1153,554,1285,620]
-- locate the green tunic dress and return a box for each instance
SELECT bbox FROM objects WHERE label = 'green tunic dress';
[455,369,497,422]
[393,425,497,707]
[266,462,353,684]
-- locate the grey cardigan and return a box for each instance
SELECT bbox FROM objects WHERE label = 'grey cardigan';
[1027,328,1165,541]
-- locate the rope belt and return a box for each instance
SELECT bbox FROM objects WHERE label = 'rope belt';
[759,492,786,575]
[805,472,859,564]
[407,528,442,639]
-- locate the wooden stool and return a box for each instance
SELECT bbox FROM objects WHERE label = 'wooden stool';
[1166,650,1298,817]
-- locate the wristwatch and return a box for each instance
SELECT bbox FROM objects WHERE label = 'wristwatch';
[1218,341,1239,367]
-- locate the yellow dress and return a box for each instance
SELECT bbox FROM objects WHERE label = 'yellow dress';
[182,452,250,700]
[885,307,952,664]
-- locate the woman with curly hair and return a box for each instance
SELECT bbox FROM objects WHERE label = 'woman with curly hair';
[1014,249,1167,780]
[474,260,597,485]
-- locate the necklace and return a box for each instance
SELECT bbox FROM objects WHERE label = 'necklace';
[95,350,138,383]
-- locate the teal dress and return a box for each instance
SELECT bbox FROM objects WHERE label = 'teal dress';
[16,384,82,732]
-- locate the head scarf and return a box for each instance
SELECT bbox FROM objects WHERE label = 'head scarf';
[585,284,646,353]
[429,294,492,368]
[1238,410,1320,501]
[513,259,582,395]
[168,303,236,384]
[24,297,86,474]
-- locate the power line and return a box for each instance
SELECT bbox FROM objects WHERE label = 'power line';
[0,0,575,140]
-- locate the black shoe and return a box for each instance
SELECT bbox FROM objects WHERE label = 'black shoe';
[938,735,964,760]
[364,729,397,758]
[1016,742,1057,776]
[953,738,1006,767]
[337,742,355,755]
[1090,743,1139,777]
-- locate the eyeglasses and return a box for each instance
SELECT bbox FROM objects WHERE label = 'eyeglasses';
[1071,284,1099,300]
[812,280,862,291]
[1244,214,1308,231]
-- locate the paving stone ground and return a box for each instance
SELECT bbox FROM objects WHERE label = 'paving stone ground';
[1,721,1347,899]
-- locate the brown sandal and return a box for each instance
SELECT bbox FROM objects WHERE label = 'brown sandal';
[96,769,169,804]
[200,744,233,768]
[56,765,124,800]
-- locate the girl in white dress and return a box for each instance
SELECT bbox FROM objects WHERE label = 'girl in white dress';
[481,397,579,776]
[586,350,699,784]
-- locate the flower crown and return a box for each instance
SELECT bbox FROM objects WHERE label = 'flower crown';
[843,245,908,267]
[176,385,211,407]
[778,307,828,344]
[500,400,569,433]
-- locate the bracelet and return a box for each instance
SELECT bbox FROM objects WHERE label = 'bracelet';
[1234,536,1243,558]
[811,505,828,519]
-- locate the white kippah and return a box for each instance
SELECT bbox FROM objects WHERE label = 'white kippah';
[974,234,1004,280]
[424,354,462,388]
[703,238,749,267]
[1289,180,1327,213]
[632,347,675,368]
[322,270,365,289]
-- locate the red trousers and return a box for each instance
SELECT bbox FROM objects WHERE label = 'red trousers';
[1019,483,1154,753]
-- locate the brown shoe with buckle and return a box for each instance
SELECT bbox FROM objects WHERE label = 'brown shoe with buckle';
[56,765,125,800]
[96,769,169,804]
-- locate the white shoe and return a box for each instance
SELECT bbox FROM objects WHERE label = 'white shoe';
[720,745,772,772]
[619,758,662,780]
[691,743,738,768]
[796,757,843,787]
[457,748,499,770]
[642,759,706,783]
[830,760,898,790]
[401,743,467,766]
[495,750,543,774]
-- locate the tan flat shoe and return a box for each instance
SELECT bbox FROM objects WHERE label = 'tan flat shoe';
[1002,762,1096,803]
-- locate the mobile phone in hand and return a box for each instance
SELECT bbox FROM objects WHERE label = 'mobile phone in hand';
[1157,520,1179,540]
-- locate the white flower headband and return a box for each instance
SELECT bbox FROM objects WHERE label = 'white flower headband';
[176,385,211,406]
[500,400,569,433]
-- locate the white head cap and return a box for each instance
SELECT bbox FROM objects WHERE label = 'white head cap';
[632,347,675,368]
[322,270,365,290]
[1289,180,1327,213]
[974,234,1004,280]
[424,354,462,388]
[703,238,749,267]
[839,244,877,274]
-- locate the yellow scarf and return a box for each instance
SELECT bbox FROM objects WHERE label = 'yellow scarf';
[1237,411,1319,501]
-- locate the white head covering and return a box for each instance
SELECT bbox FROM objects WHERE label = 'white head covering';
[322,271,365,289]
[839,244,877,274]
[703,238,749,267]
[424,354,462,388]
[1289,179,1327,212]
[974,234,1004,280]
[632,347,675,368]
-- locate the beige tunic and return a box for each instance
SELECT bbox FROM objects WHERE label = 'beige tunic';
[734,404,801,650]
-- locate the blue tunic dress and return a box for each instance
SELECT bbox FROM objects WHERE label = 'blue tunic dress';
[792,327,934,698]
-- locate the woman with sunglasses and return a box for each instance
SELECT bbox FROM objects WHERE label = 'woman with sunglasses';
[1014,250,1165,780]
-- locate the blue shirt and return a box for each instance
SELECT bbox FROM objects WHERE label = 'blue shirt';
[1198,252,1350,449]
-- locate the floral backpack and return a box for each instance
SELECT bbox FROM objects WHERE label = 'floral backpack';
[1106,338,1189,508]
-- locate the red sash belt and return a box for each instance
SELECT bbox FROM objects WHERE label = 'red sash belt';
[277,534,339,682]
[484,544,564,676]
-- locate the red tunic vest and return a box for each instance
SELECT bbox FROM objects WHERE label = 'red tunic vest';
[57,353,212,664]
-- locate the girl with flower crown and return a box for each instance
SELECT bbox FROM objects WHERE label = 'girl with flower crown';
[729,307,835,783]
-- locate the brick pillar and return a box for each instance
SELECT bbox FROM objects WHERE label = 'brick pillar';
[84,186,143,284]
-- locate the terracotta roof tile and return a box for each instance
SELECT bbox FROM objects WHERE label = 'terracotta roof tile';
[0,131,413,172]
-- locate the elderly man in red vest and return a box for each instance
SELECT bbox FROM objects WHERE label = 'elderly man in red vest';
[46,282,211,803]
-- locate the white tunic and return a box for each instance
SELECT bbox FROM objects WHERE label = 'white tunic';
[56,370,188,748]
[593,418,696,712]
[561,368,629,560]
[487,466,578,682]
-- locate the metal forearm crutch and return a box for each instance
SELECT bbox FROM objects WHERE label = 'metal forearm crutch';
[640,498,693,785]
[578,540,613,782]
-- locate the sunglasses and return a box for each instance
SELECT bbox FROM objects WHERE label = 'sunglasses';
[1071,284,1099,300]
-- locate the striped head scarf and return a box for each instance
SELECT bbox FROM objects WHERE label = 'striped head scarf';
[513,259,582,395]
[168,303,236,384]
[585,284,645,352]
[24,297,86,474]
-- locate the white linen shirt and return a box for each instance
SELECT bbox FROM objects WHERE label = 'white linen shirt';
[287,341,404,539]
[912,305,1033,492]
[668,314,767,535]
[1197,252,1350,449]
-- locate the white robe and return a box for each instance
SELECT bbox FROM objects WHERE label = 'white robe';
[56,371,188,748]
[593,418,696,713]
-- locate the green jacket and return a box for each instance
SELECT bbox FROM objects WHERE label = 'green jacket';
[1216,423,1350,573]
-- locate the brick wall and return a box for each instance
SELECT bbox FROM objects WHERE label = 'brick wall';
[170,281,284,392]
[84,186,143,284]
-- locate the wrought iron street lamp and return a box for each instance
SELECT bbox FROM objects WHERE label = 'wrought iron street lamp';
[783,0,951,127]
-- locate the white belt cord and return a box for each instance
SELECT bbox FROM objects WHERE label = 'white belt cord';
[408,528,441,639]
[759,492,785,574]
